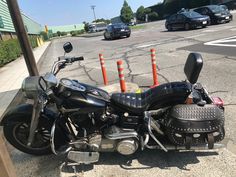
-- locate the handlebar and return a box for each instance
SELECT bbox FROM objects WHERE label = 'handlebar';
[51,56,84,75]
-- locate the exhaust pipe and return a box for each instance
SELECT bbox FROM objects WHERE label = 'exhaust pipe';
[146,143,225,151]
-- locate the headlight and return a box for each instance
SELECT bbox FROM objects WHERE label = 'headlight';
[22,76,41,99]
[214,13,222,16]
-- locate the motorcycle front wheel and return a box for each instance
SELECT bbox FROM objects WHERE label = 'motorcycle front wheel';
[3,113,53,155]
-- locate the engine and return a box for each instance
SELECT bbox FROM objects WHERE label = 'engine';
[85,126,139,155]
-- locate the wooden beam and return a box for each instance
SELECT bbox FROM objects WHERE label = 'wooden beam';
[0,131,17,177]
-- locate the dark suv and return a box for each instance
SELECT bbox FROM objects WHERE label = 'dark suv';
[104,23,131,40]
[194,5,233,24]
[165,10,210,31]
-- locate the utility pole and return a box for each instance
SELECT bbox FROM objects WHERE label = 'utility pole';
[91,5,97,32]
[6,0,39,76]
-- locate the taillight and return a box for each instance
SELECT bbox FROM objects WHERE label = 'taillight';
[212,97,224,107]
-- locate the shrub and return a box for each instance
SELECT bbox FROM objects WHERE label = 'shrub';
[52,33,58,37]
[29,35,38,48]
[40,31,49,41]
[70,30,85,36]
[61,32,67,36]
[0,39,22,67]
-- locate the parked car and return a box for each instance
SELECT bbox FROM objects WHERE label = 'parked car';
[165,10,210,31]
[193,5,233,24]
[104,23,131,40]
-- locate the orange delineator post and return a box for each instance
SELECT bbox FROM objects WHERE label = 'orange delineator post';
[150,48,159,87]
[117,60,126,93]
[99,54,108,85]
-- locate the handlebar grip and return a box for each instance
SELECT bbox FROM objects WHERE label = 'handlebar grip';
[71,56,84,62]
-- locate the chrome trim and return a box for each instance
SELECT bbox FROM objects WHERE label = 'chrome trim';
[104,126,138,140]
[50,120,71,155]
[144,111,168,152]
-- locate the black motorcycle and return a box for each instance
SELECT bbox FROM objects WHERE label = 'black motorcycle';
[1,42,225,164]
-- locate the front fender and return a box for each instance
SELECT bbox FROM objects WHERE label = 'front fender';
[0,103,57,126]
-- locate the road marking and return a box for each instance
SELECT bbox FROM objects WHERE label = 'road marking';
[203,26,234,33]
[204,36,236,47]
[186,34,205,39]
[136,42,162,49]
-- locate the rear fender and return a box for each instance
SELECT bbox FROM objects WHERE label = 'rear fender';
[0,103,57,126]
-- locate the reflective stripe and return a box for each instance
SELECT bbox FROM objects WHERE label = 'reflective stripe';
[117,65,123,69]
[119,74,124,78]
[118,68,124,72]
[119,70,124,75]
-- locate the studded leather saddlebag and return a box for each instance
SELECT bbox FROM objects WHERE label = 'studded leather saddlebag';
[165,104,225,147]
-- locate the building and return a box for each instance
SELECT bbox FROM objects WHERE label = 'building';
[0,0,42,41]
[48,24,84,34]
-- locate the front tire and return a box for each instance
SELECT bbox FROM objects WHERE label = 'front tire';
[167,25,172,31]
[3,114,53,155]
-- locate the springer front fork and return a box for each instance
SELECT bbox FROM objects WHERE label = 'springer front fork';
[27,96,47,146]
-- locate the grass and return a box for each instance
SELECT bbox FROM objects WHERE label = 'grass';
[130,25,146,30]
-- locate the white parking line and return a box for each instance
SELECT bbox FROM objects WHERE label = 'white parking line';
[204,36,236,47]
[203,26,234,33]
[186,34,206,39]
[136,42,161,49]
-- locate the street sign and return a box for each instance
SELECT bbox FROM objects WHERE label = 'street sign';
[0,16,4,28]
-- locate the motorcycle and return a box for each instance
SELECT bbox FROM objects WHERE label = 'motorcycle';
[0,42,225,164]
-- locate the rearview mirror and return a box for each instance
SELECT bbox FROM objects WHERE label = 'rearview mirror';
[63,42,73,53]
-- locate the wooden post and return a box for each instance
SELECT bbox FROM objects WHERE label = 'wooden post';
[0,132,17,177]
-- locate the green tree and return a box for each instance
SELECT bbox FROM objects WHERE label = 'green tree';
[92,18,111,24]
[148,12,159,21]
[120,0,134,23]
[136,6,146,21]
[57,31,61,36]
[83,21,89,32]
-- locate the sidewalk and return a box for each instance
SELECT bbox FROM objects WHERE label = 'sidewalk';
[0,42,51,120]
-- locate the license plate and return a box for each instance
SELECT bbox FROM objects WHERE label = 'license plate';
[225,16,229,19]
[202,21,207,25]
[121,29,125,31]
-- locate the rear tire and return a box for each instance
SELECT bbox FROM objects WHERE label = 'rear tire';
[184,23,190,30]
[3,114,53,155]
[104,33,108,40]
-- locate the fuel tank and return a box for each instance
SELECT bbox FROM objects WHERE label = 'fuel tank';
[57,78,109,114]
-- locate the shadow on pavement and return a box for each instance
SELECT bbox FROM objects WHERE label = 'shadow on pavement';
[59,149,218,175]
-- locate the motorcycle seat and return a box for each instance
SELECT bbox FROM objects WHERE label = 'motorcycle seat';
[111,91,152,114]
[111,82,192,115]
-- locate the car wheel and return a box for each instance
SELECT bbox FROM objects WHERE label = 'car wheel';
[184,23,190,30]
[126,34,130,38]
[104,34,108,40]
[167,25,172,31]
[202,25,207,28]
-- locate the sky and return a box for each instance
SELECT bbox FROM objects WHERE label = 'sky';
[18,0,163,26]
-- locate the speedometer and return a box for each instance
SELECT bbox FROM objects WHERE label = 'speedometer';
[60,78,73,87]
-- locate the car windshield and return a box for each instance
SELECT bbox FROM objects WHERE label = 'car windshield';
[208,5,223,13]
[183,11,202,18]
[113,24,126,29]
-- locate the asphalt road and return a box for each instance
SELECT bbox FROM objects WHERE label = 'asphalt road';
[10,14,236,177]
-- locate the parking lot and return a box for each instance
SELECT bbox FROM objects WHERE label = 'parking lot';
[9,13,236,177]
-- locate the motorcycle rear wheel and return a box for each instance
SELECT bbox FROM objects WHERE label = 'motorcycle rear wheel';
[3,114,53,155]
